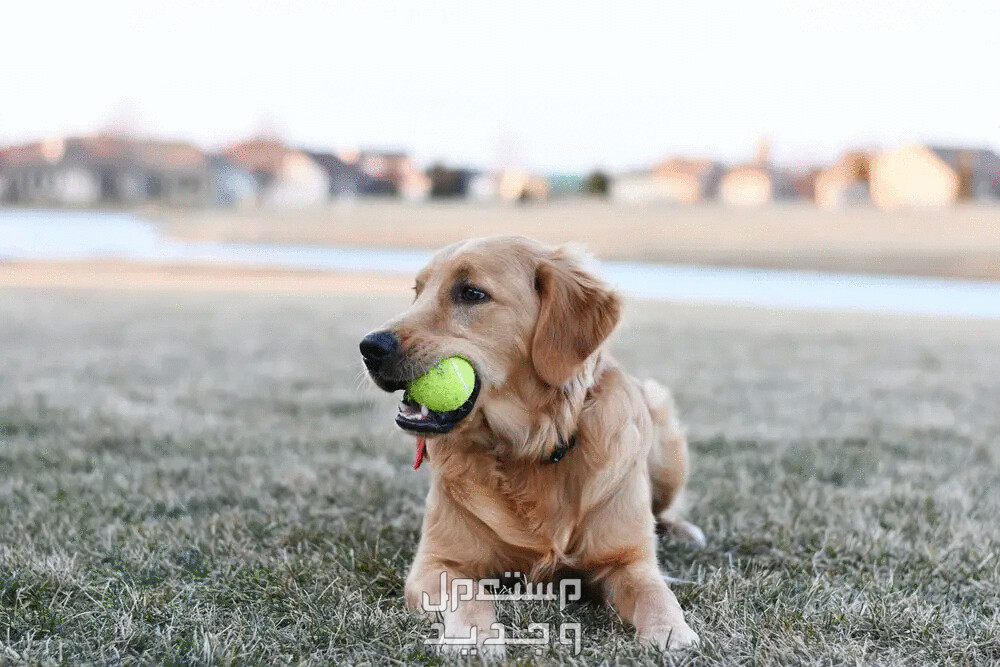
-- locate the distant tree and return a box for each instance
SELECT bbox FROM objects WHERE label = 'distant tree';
[584,170,610,197]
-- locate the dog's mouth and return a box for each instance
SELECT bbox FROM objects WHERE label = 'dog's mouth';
[395,376,481,434]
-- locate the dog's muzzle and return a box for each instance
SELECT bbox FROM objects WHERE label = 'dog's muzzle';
[360,329,480,434]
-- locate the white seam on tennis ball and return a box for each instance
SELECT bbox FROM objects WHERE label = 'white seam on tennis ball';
[451,358,472,394]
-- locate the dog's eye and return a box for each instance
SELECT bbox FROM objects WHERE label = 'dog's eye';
[457,284,489,303]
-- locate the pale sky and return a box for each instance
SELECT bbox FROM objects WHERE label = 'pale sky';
[3,0,998,172]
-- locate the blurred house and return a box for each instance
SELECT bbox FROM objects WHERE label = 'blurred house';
[498,168,549,202]
[265,152,330,207]
[652,158,722,203]
[206,155,258,208]
[718,137,799,207]
[224,141,432,203]
[467,172,499,201]
[789,169,820,203]
[0,138,100,205]
[718,165,798,207]
[870,144,1000,209]
[222,137,285,183]
[933,147,1000,200]
[132,139,217,207]
[611,159,720,204]
[815,151,872,209]
[355,150,430,201]
[611,171,673,203]
[305,151,365,198]
[0,135,220,207]
[224,138,328,207]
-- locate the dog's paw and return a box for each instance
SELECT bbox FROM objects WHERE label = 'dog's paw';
[673,520,706,547]
[658,518,707,548]
[639,622,700,650]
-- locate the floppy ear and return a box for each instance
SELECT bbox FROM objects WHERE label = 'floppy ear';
[531,246,622,387]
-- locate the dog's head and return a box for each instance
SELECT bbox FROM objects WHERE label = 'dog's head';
[360,235,621,439]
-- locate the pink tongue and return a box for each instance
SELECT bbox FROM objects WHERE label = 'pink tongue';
[413,437,427,470]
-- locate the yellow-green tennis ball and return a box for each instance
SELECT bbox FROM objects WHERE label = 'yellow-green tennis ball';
[407,357,475,412]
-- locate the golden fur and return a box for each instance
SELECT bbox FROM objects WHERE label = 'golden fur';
[367,235,703,653]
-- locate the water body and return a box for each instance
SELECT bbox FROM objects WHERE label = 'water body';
[3,208,1000,319]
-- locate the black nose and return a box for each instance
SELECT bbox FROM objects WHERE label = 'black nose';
[360,330,399,364]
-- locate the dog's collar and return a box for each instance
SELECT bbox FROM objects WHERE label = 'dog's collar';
[542,433,577,464]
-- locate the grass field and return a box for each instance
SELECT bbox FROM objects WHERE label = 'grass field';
[2,288,999,665]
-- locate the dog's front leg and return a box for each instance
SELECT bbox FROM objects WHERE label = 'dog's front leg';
[600,558,699,650]
[405,559,504,658]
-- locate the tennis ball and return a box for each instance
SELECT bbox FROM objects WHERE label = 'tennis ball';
[407,357,475,412]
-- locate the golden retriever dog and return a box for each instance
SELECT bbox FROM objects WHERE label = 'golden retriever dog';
[360,235,703,655]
